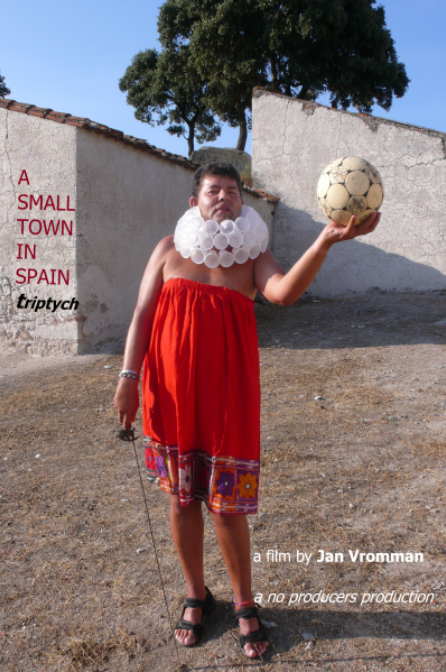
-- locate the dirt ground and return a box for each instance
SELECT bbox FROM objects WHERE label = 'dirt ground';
[1,291,445,672]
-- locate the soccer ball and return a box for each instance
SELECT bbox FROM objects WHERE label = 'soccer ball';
[317,156,384,225]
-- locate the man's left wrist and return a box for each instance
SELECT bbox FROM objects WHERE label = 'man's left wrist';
[314,234,332,255]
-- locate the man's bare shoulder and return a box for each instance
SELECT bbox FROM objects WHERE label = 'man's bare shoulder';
[152,235,175,260]
[139,236,175,281]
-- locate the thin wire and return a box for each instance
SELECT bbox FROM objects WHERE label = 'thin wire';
[119,427,182,668]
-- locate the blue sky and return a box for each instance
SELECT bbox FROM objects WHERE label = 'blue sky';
[2,0,445,158]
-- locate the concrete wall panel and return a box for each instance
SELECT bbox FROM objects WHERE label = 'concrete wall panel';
[75,129,196,350]
[252,90,446,295]
[0,109,78,354]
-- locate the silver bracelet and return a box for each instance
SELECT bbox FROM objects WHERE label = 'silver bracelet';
[119,370,140,380]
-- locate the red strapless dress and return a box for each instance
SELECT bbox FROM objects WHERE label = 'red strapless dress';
[142,278,260,514]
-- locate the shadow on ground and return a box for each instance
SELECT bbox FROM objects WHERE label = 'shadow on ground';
[255,291,446,350]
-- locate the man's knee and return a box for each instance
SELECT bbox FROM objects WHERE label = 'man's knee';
[169,495,202,517]
[169,494,183,516]
[211,512,247,528]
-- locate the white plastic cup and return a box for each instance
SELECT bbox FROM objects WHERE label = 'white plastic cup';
[228,230,243,248]
[254,225,265,241]
[199,234,214,251]
[235,216,250,232]
[243,230,256,247]
[247,210,259,227]
[178,210,195,225]
[214,233,229,250]
[220,219,235,234]
[241,205,250,217]
[183,206,200,219]
[249,244,261,259]
[187,230,199,246]
[204,251,220,268]
[234,247,250,264]
[190,248,205,264]
[204,219,218,235]
[190,216,204,230]
[260,238,268,253]
[219,251,235,267]
[180,246,191,259]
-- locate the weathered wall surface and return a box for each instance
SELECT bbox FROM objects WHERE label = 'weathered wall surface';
[0,104,275,354]
[242,189,274,227]
[0,108,78,354]
[75,130,197,350]
[191,146,251,175]
[252,90,446,295]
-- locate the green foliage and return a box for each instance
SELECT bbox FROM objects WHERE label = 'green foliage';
[121,0,409,153]
[158,0,409,142]
[240,163,252,187]
[0,73,10,98]
[158,0,266,150]
[119,47,221,157]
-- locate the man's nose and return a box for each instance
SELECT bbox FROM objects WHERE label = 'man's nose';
[218,190,230,200]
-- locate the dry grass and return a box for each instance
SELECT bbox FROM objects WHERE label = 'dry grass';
[1,292,445,671]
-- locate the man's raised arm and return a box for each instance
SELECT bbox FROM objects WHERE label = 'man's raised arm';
[254,212,380,306]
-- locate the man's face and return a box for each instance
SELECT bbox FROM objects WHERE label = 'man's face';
[189,175,243,224]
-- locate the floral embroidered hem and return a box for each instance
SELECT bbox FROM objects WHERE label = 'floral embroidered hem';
[145,437,260,515]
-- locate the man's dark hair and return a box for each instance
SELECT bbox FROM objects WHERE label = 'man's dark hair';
[192,163,243,198]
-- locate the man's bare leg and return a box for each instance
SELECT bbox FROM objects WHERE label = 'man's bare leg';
[210,512,268,658]
[169,495,206,645]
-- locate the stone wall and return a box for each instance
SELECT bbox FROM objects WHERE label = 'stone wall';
[0,102,275,354]
[190,146,251,176]
[75,130,197,352]
[252,89,446,296]
[0,108,78,354]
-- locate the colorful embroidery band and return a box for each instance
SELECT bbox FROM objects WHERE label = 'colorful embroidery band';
[144,437,260,515]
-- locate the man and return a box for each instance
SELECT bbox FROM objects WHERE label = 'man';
[113,163,380,658]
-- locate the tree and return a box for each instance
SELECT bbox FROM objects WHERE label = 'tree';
[0,73,10,98]
[119,47,221,157]
[158,0,268,151]
[157,0,409,150]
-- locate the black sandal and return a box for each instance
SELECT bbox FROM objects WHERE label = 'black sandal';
[233,602,269,657]
[174,586,216,647]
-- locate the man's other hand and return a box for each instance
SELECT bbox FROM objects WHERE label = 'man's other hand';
[113,377,140,429]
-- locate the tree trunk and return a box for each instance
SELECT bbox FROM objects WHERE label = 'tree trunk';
[186,121,195,158]
[236,108,247,151]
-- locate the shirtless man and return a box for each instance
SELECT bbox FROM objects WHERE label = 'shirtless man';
[113,163,380,658]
